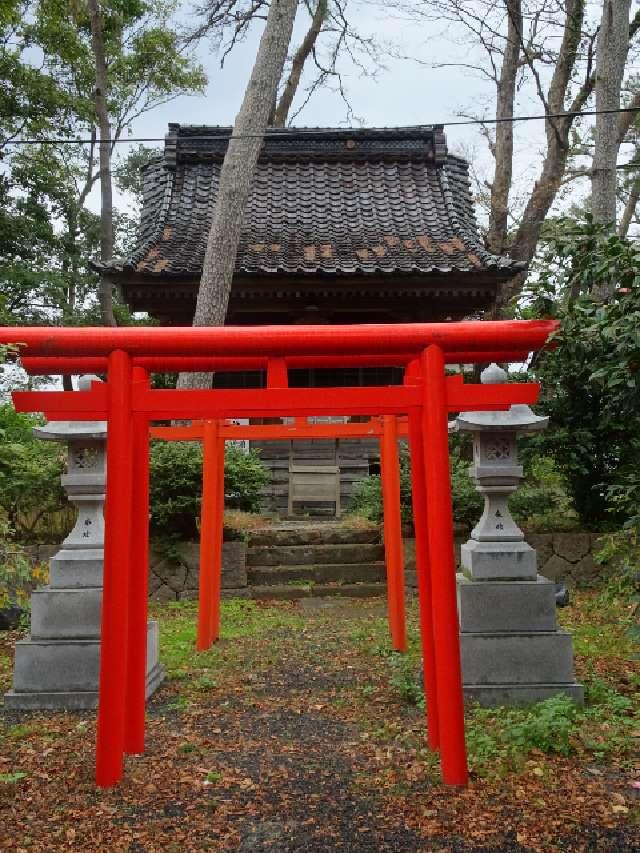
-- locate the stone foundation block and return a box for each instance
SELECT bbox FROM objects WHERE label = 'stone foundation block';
[222,541,248,588]
[456,574,557,633]
[460,631,576,685]
[30,587,102,639]
[461,539,537,581]
[5,621,163,709]
[48,551,103,588]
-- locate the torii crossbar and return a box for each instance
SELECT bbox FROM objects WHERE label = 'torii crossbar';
[1,320,556,790]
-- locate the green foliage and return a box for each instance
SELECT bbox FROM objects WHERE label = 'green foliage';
[594,522,640,641]
[0,517,33,610]
[223,445,270,512]
[524,217,640,529]
[149,440,269,539]
[149,440,202,538]
[0,771,28,785]
[465,696,578,776]
[389,653,424,707]
[349,447,419,527]
[350,444,574,533]
[387,645,637,777]
[0,0,205,326]
[0,404,65,539]
[509,455,579,532]
[449,457,482,527]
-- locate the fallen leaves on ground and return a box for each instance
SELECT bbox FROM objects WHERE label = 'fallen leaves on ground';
[0,596,638,852]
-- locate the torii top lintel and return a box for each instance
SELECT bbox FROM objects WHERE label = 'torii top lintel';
[1,320,557,361]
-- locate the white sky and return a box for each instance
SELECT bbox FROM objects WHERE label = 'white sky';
[107,2,590,222]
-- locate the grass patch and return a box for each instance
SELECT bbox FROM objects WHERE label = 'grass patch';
[558,587,638,662]
[156,598,305,682]
[223,510,271,534]
[0,771,27,784]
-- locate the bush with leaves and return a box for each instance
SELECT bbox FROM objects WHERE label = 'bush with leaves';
[149,440,269,539]
[0,404,65,540]
[349,440,573,532]
[0,516,48,613]
[523,217,640,529]
[349,445,414,526]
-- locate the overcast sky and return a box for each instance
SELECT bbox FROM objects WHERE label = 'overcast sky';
[109,2,565,221]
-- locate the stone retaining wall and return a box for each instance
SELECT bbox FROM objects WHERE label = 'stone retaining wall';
[23,530,605,603]
[404,531,604,587]
[148,541,248,602]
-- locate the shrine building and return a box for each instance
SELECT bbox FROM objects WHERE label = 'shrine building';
[101,123,524,516]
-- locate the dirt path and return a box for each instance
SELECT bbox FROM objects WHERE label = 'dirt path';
[0,597,638,851]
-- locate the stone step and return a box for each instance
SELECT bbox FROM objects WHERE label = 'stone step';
[249,582,388,601]
[247,542,384,566]
[248,561,386,586]
[248,526,380,547]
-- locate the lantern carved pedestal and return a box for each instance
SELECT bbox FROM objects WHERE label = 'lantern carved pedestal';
[454,364,583,706]
[5,378,163,710]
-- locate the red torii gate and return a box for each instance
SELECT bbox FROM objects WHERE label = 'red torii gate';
[1,320,556,790]
[150,415,413,656]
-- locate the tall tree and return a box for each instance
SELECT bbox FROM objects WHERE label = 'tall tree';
[591,0,631,229]
[398,0,640,313]
[272,0,327,126]
[186,0,299,350]
[191,0,388,126]
[0,0,206,329]
[485,0,521,256]
[177,0,298,390]
[87,0,116,325]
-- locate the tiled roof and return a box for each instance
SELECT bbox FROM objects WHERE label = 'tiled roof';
[101,124,524,279]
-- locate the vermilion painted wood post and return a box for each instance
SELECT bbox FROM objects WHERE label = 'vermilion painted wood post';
[380,415,407,653]
[124,367,150,755]
[407,407,440,751]
[421,346,468,786]
[197,420,218,651]
[210,434,225,644]
[96,349,134,787]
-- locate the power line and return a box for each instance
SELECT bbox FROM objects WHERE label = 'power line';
[1,105,640,146]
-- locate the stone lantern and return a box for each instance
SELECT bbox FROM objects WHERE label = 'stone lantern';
[453,364,583,706]
[5,376,163,710]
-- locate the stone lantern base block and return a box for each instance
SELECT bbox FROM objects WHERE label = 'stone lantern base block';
[460,630,577,684]
[30,587,102,639]
[457,574,557,633]
[49,550,103,588]
[464,682,584,707]
[461,539,537,581]
[4,621,164,710]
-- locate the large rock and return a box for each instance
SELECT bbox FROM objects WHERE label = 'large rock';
[553,532,591,563]
[540,553,573,581]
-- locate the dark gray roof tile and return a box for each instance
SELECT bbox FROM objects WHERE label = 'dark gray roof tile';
[101,125,524,279]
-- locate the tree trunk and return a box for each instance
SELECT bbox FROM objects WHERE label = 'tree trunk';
[87,0,116,327]
[591,0,631,228]
[618,178,640,236]
[180,0,299,389]
[485,0,521,256]
[273,0,326,127]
